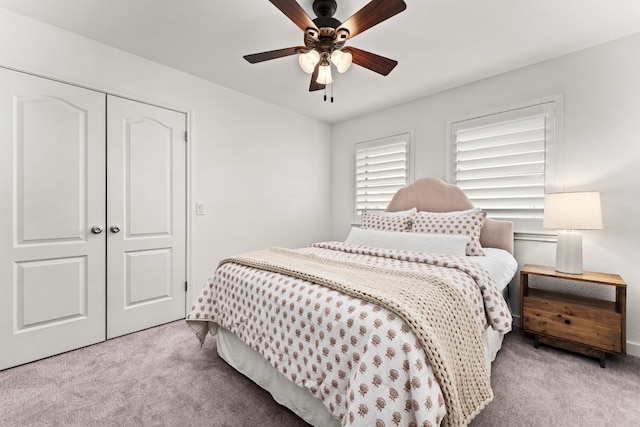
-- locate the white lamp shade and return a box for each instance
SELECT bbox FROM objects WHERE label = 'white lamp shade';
[298,49,320,74]
[543,192,603,230]
[316,63,333,84]
[331,49,352,73]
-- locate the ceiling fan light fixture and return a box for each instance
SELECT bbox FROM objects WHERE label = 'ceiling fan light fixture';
[316,63,333,84]
[331,49,352,73]
[298,49,320,74]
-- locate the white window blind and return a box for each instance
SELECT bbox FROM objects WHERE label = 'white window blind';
[449,102,557,231]
[354,133,411,217]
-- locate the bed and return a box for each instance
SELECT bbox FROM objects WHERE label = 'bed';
[187,177,517,427]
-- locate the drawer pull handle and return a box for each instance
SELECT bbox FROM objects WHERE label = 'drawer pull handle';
[564,319,571,325]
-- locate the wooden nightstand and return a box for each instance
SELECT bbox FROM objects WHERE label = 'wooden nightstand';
[520,264,626,368]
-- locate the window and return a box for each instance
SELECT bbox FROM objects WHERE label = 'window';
[447,100,559,232]
[354,133,412,219]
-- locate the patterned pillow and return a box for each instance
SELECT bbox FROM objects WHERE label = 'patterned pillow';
[361,210,414,232]
[410,210,487,256]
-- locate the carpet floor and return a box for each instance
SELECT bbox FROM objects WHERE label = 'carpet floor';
[1,321,638,426]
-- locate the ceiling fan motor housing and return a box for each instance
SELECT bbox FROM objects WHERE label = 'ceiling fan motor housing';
[312,0,337,18]
[308,0,348,52]
[312,0,341,32]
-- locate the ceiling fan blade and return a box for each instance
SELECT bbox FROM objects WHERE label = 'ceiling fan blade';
[243,46,305,64]
[338,0,406,40]
[309,62,325,91]
[349,47,398,76]
[269,0,318,32]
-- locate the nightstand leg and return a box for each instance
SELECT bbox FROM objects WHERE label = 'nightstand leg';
[534,334,539,349]
[599,353,606,369]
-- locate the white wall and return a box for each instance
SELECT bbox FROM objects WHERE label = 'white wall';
[330,34,640,356]
[0,8,332,304]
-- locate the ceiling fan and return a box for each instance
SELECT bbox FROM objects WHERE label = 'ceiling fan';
[244,0,407,96]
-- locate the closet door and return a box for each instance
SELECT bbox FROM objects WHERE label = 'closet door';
[106,95,186,338]
[0,68,106,370]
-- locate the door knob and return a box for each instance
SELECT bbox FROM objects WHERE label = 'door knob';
[91,226,103,234]
[110,225,121,233]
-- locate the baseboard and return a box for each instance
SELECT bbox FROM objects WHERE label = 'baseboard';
[626,341,640,358]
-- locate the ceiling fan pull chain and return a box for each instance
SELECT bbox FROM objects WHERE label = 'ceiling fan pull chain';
[331,81,334,103]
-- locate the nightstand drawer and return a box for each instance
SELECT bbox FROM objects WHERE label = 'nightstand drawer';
[522,297,622,352]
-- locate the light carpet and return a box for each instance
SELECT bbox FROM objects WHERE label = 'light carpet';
[1,321,638,426]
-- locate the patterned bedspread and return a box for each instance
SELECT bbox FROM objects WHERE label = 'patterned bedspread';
[187,242,512,427]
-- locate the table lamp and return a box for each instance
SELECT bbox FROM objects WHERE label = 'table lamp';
[543,192,603,274]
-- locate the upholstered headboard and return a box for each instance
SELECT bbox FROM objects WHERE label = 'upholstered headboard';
[385,177,514,254]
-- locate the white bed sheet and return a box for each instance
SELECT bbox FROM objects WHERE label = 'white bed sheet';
[465,248,518,292]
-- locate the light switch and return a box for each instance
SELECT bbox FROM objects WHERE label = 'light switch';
[196,203,206,215]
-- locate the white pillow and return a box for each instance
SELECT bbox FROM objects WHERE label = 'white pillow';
[345,227,470,257]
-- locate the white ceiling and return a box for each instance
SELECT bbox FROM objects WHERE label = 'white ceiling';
[1,0,639,124]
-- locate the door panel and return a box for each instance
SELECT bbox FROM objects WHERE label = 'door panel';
[0,68,106,370]
[125,248,172,306]
[127,119,173,236]
[106,95,186,338]
[17,96,88,243]
[17,256,88,328]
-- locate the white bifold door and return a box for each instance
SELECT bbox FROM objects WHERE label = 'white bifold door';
[106,95,186,339]
[0,68,186,370]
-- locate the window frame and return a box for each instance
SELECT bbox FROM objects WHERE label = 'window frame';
[353,131,414,222]
[445,96,564,239]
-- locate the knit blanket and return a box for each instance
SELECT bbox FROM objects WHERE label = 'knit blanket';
[218,247,492,427]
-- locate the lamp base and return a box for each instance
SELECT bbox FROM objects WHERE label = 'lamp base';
[555,230,583,274]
